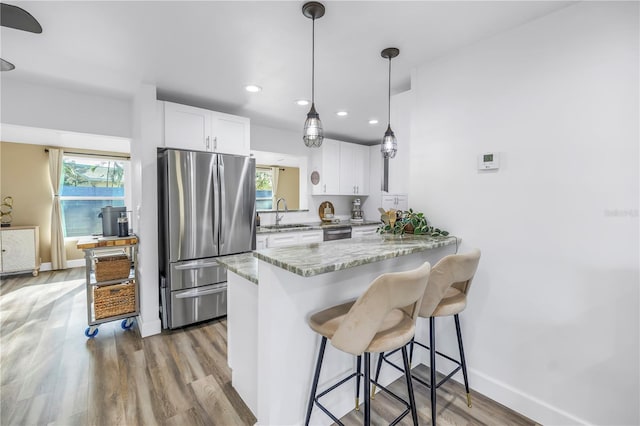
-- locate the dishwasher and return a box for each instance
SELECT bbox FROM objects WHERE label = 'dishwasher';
[323,225,352,241]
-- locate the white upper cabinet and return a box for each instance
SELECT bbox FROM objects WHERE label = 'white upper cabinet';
[339,143,369,196]
[164,102,211,152]
[311,139,369,196]
[210,111,250,157]
[310,138,340,195]
[163,101,250,156]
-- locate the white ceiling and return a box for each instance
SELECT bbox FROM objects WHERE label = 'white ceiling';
[1,1,573,145]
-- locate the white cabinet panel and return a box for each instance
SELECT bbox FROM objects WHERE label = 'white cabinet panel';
[339,143,368,196]
[314,140,369,196]
[0,226,40,276]
[265,229,324,248]
[298,230,323,244]
[163,101,250,156]
[351,225,378,238]
[211,112,250,156]
[311,139,340,195]
[256,235,268,250]
[164,102,211,151]
[381,194,408,211]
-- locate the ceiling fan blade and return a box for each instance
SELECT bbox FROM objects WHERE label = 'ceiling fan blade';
[0,58,15,71]
[1,3,42,33]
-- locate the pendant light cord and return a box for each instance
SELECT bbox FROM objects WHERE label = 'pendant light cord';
[387,57,391,125]
[311,17,315,104]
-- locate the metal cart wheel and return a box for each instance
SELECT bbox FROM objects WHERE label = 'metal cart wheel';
[121,318,134,330]
[85,326,99,338]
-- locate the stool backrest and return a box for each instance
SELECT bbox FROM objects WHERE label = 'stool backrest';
[418,249,481,318]
[331,261,431,355]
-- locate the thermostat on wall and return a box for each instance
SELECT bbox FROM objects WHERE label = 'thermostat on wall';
[478,152,500,170]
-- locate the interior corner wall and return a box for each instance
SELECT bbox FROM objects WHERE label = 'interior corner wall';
[0,77,132,138]
[409,2,638,425]
[0,141,84,264]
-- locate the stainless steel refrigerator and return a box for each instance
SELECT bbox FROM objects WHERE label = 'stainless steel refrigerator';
[157,148,255,329]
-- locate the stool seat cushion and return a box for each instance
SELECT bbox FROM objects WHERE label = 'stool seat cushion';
[309,300,416,354]
[431,287,467,317]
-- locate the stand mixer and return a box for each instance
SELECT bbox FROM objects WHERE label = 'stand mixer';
[351,198,364,223]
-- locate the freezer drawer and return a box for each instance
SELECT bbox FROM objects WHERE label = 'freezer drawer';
[169,283,227,328]
[169,258,227,291]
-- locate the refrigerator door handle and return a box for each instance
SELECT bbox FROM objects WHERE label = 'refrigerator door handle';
[174,260,220,270]
[175,286,226,299]
[219,155,226,248]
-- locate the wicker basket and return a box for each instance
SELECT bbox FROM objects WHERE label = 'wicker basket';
[94,253,130,282]
[94,281,136,320]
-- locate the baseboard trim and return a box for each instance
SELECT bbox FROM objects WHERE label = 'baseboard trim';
[40,259,85,272]
[137,315,162,338]
[467,368,592,426]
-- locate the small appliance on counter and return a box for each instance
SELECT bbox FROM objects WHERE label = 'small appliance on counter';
[99,206,126,236]
[351,198,364,223]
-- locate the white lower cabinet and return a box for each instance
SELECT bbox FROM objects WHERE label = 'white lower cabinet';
[256,235,268,250]
[265,230,323,248]
[351,225,379,238]
[0,226,40,276]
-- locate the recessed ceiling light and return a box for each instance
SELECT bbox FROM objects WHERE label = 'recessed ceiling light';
[336,111,348,117]
[296,99,310,106]
[245,85,262,93]
[369,119,379,125]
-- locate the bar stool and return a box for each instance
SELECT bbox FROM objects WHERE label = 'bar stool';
[304,261,432,426]
[373,249,481,426]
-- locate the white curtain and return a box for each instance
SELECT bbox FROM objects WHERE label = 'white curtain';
[48,149,67,270]
[272,167,281,206]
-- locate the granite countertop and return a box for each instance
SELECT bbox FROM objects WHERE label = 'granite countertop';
[254,234,458,278]
[256,220,380,235]
[217,252,258,284]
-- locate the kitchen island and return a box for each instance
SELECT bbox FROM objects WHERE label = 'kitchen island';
[221,234,458,426]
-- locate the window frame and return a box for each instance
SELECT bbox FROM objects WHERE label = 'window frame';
[59,153,132,239]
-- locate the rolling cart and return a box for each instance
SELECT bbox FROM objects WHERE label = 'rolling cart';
[76,235,139,338]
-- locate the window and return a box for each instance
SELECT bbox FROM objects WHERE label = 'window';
[256,167,273,210]
[60,155,130,237]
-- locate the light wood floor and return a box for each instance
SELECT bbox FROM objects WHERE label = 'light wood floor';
[1,269,537,426]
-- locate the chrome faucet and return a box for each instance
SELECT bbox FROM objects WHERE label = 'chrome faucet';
[275,197,288,227]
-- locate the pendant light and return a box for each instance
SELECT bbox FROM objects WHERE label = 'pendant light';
[381,47,399,159]
[302,2,325,148]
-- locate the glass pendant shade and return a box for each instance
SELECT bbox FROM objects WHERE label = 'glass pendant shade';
[303,103,324,147]
[381,124,397,159]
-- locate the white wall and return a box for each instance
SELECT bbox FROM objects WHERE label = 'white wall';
[131,84,161,338]
[0,76,131,138]
[409,2,638,425]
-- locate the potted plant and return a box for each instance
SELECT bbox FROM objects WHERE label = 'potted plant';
[377,208,450,237]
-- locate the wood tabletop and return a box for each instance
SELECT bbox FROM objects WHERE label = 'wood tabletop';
[76,235,138,249]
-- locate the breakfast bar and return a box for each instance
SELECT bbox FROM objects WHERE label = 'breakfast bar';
[221,234,458,426]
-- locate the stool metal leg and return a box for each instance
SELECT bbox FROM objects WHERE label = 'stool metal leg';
[371,352,384,399]
[454,314,472,408]
[364,352,371,426]
[305,336,327,426]
[355,355,362,411]
[401,345,419,426]
[409,337,415,365]
[430,317,437,426]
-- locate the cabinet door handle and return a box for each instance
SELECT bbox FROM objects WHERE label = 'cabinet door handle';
[206,136,210,150]
[214,136,218,151]
[323,184,326,193]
